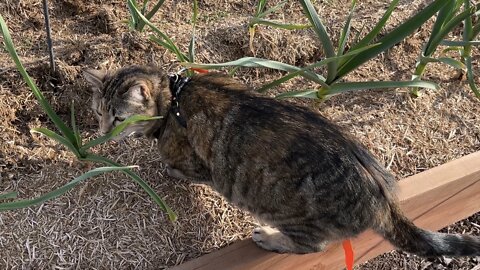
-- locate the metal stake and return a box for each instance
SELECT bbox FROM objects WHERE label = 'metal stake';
[42,0,55,73]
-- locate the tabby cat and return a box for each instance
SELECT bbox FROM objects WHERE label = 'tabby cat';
[83,65,480,256]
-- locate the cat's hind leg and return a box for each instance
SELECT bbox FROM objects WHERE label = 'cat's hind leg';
[165,164,211,183]
[252,225,327,254]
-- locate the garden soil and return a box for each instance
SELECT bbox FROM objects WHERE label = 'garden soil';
[0,0,479,269]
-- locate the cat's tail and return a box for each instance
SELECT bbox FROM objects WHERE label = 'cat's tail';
[375,202,480,257]
[347,133,479,256]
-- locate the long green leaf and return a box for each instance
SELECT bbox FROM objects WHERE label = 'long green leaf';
[185,57,328,87]
[31,128,82,158]
[324,80,439,96]
[337,0,449,81]
[440,46,464,55]
[127,0,186,62]
[277,80,438,100]
[80,115,162,151]
[149,35,175,52]
[130,0,166,31]
[441,40,480,46]
[255,0,267,16]
[465,56,480,98]
[420,56,466,70]
[257,68,319,93]
[85,154,177,221]
[448,0,465,22]
[276,90,319,99]
[0,192,18,200]
[338,0,399,67]
[349,0,399,52]
[127,0,140,29]
[250,1,299,32]
[337,0,356,57]
[425,0,456,55]
[70,102,82,150]
[145,0,166,20]
[257,1,287,18]
[0,166,134,211]
[188,33,196,63]
[464,0,473,42]
[141,0,148,15]
[250,18,311,30]
[257,43,379,92]
[191,0,198,25]
[425,6,476,56]
[464,0,480,99]
[188,0,198,64]
[299,0,337,82]
[0,15,77,145]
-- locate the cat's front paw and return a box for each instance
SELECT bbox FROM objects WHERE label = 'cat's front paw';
[252,226,288,253]
[252,226,324,254]
[166,166,188,179]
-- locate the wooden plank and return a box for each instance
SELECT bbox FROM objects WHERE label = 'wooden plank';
[173,151,480,270]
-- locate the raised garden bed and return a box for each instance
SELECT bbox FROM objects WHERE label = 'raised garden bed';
[0,0,479,269]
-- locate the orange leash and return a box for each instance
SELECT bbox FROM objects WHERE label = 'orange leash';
[190,67,209,74]
[342,240,354,270]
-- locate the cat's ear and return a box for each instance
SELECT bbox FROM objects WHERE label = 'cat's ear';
[126,83,151,103]
[83,69,106,91]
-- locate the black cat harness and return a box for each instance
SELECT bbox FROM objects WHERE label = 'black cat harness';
[168,69,190,128]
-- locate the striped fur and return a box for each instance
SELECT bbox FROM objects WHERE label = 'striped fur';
[84,65,480,256]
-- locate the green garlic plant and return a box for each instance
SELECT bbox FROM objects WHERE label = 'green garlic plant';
[248,0,311,53]
[127,0,166,32]
[411,0,479,97]
[186,0,450,100]
[0,15,176,221]
[127,0,198,76]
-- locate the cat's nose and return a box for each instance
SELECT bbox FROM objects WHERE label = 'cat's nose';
[99,119,113,135]
[99,126,111,135]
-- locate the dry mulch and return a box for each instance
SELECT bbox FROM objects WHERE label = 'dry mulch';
[0,0,479,269]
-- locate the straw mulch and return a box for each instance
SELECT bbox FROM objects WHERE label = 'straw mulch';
[0,0,478,269]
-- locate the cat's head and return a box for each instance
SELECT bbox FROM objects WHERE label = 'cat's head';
[83,65,170,139]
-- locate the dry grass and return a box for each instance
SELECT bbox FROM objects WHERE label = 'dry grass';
[0,0,479,269]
